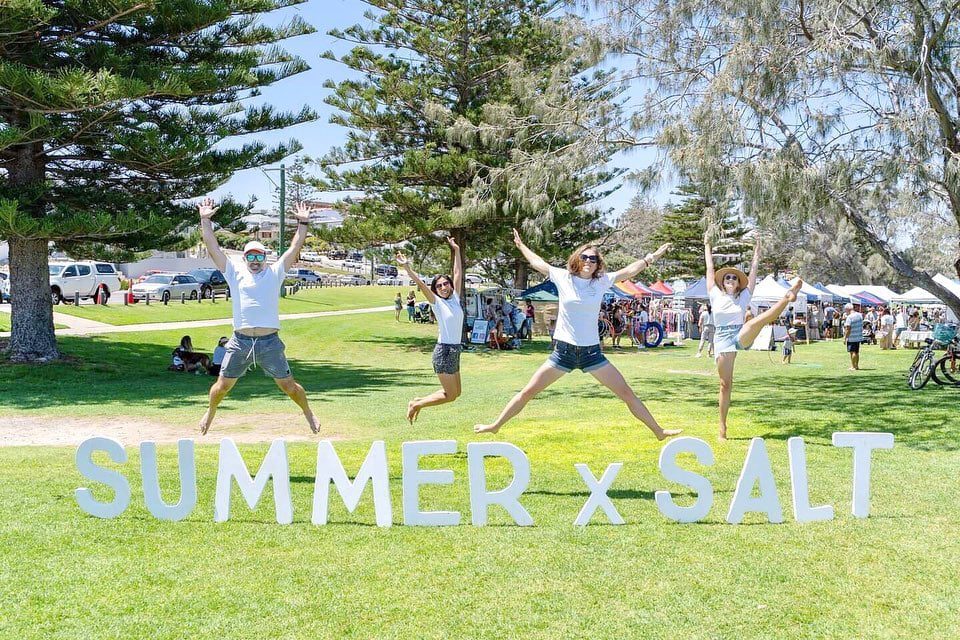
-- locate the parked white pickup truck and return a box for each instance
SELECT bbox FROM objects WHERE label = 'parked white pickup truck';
[49,261,121,304]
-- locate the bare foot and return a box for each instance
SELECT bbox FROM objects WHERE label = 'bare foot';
[656,428,683,441]
[406,399,422,424]
[786,279,803,302]
[718,427,727,441]
[199,410,214,435]
[474,423,501,434]
[305,412,320,434]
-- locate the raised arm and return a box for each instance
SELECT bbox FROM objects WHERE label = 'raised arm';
[198,198,227,272]
[396,251,435,304]
[280,203,312,272]
[747,235,760,293]
[703,229,716,292]
[513,228,550,276]
[447,236,463,298]
[609,243,672,283]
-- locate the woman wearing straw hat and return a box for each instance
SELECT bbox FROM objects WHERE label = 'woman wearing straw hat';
[704,230,802,440]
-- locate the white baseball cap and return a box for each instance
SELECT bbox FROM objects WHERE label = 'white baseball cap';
[844,302,854,311]
[243,241,268,254]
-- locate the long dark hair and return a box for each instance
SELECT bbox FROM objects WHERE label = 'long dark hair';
[430,274,454,298]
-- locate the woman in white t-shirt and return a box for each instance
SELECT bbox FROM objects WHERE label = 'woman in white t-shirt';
[397,237,465,424]
[705,231,801,440]
[475,229,682,441]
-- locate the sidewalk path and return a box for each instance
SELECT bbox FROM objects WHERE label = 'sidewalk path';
[0,305,394,337]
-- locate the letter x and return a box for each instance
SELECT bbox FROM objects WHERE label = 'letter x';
[574,463,624,526]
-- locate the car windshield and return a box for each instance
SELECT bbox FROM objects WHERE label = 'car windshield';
[143,275,171,284]
[48,265,65,275]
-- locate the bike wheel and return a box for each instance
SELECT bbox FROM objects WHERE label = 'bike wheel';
[909,350,935,390]
[908,349,926,377]
[933,355,960,385]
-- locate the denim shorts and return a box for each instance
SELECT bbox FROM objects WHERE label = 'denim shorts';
[547,340,608,373]
[220,332,291,379]
[714,324,745,359]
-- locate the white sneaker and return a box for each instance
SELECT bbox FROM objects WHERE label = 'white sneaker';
[695,352,703,358]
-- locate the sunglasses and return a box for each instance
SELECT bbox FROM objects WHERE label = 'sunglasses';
[723,274,739,280]
[579,254,599,263]
[245,253,266,263]
[436,280,452,288]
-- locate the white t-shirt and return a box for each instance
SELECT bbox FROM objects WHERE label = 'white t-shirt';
[709,285,752,328]
[433,292,464,345]
[895,311,908,329]
[699,309,714,328]
[224,258,284,331]
[881,314,895,328]
[548,266,612,346]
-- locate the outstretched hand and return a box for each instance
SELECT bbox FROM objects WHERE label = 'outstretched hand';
[395,251,410,268]
[197,197,218,220]
[447,236,460,252]
[293,202,313,224]
[652,243,672,260]
[512,227,523,249]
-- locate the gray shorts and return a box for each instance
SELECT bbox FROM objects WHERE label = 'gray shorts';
[432,343,462,375]
[220,332,291,379]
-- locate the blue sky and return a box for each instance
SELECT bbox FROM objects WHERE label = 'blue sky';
[209,0,666,218]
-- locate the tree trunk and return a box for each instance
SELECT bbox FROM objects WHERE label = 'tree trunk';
[8,236,59,362]
[836,196,960,319]
[514,259,529,290]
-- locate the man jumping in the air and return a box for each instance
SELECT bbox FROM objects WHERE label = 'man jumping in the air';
[197,197,321,435]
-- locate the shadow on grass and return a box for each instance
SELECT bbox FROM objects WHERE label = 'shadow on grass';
[0,333,433,411]
[532,365,960,451]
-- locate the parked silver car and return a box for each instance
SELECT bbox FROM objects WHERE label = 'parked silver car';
[130,273,201,303]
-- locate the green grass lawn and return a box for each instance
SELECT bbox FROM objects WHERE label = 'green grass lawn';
[48,285,399,325]
[1,319,958,639]
[0,312,66,331]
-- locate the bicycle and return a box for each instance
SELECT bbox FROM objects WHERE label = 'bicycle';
[908,323,959,390]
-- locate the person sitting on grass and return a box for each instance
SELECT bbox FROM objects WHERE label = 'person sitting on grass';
[197,198,321,435]
[207,336,228,377]
[172,335,210,374]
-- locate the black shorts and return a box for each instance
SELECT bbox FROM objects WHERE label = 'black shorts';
[846,341,861,353]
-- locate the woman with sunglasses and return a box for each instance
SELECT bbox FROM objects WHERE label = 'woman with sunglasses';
[397,237,465,423]
[475,229,681,440]
[704,230,801,440]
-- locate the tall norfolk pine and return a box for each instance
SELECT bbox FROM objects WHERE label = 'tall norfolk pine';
[0,1,316,362]
[319,1,618,289]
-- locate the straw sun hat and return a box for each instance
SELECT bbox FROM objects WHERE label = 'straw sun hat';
[714,267,748,291]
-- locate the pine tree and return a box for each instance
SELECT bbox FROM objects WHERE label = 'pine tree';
[318,0,617,291]
[648,185,751,279]
[0,1,316,362]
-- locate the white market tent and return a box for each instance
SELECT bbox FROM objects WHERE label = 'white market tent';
[789,277,832,302]
[933,273,960,299]
[825,284,856,300]
[891,286,941,305]
[752,275,792,303]
[847,284,899,302]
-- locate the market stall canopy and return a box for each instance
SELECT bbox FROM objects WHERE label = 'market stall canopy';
[891,287,941,305]
[683,277,710,299]
[752,275,791,302]
[604,286,634,300]
[850,291,887,306]
[520,281,558,302]
[788,277,825,302]
[847,284,898,302]
[614,281,643,297]
[649,280,673,295]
